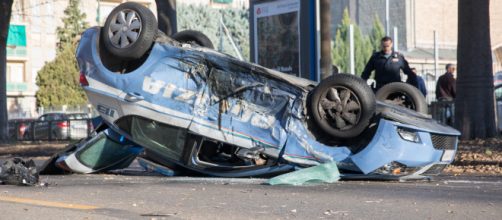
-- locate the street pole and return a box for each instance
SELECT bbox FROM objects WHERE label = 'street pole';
[434,30,439,82]
[155,0,177,35]
[349,25,355,75]
[385,0,389,36]
[320,0,332,80]
[393,26,398,52]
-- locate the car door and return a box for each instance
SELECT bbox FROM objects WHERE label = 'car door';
[33,115,49,140]
[115,54,205,130]
[196,64,293,156]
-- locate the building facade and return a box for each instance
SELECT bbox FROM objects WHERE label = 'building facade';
[330,0,502,101]
[6,0,246,119]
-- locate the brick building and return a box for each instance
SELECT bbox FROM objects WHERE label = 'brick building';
[331,0,502,100]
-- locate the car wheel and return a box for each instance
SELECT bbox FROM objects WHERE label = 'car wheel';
[171,30,215,49]
[102,2,157,60]
[376,82,428,114]
[310,74,376,139]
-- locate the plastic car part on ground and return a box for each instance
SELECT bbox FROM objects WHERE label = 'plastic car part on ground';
[267,162,340,185]
[0,158,39,186]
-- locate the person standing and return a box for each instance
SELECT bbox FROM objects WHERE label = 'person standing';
[406,68,427,97]
[435,64,456,101]
[361,36,417,91]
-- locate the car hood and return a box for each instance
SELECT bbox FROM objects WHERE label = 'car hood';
[376,101,460,135]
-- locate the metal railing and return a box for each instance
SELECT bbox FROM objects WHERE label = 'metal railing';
[8,119,93,142]
[430,100,455,126]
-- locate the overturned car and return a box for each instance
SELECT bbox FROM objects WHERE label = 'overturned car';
[71,2,459,180]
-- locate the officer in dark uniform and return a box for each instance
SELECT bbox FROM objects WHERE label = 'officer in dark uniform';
[361,36,417,91]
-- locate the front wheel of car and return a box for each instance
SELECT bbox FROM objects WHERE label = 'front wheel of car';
[310,74,376,139]
[376,82,428,114]
[101,2,157,60]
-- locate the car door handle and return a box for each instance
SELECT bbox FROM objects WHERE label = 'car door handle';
[124,92,144,102]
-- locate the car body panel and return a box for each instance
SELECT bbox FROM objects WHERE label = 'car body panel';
[76,27,460,179]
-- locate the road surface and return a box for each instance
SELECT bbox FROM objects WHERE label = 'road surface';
[0,172,500,220]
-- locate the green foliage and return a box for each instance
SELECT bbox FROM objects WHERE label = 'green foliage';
[35,44,87,107]
[36,0,87,107]
[177,4,249,60]
[56,0,88,52]
[369,14,385,53]
[332,8,372,76]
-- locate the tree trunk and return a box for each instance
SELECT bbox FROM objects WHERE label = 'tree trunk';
[320,0,332,80]
[0,0,14,143]
[455,0,496,139]
[155,0,177,36]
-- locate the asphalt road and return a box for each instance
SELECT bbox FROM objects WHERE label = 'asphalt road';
[1,171,501,220]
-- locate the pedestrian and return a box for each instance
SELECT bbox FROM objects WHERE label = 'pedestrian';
[406,68,427,97]
[435,63,456,101]
[361,36,417,91]
[435,64,456,125]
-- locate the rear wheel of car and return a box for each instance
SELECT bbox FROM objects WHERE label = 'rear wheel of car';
[171,30,215,49]
[102,2,157,60]
[376,82,428,114]
[310,74,376,139]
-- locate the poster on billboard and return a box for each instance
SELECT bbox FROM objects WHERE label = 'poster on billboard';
[253,0,301,76]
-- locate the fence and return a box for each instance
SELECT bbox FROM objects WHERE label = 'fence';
[8,119,93,142]
[430,100,455,126]
[37,105,99,117]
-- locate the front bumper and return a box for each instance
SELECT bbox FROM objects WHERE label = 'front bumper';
[341,118,458,179]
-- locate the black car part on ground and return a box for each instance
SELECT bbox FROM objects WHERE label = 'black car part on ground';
[376,82,428,114]
[171,30,215,49]
[0,158,39,186]
[102,2,157,60]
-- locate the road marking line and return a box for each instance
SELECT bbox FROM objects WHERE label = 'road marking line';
[444,180,502,185]
[0,196,98,210]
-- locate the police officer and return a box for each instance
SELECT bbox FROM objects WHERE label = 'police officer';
[361,36,417,91]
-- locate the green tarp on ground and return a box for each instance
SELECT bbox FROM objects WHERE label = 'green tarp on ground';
[267,162,340,186]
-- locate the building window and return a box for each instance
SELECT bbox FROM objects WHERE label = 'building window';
[7,62,25,83]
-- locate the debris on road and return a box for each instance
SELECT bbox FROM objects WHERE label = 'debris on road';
[267,162,339,185]
[0,158,38,186]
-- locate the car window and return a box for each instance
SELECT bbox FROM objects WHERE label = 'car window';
[129,117,186,161]
[207,67,289,115]
[77,132,135,169]
[68,114,87,120]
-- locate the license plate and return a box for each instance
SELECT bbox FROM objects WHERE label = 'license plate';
[441,150,455,161]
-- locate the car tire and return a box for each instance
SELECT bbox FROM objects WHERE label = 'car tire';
[376,82,428,114]
[102,2,157,60]
[310,74,376,139]
[171,30,215,49]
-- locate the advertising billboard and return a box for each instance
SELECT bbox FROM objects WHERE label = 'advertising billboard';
[250,0,319,81]
[253,0,301,76]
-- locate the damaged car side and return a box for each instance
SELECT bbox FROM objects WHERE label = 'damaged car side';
[73,2,460,180]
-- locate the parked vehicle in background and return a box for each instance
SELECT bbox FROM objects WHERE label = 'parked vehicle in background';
[8,118,36,140]
[23,113,92,141]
